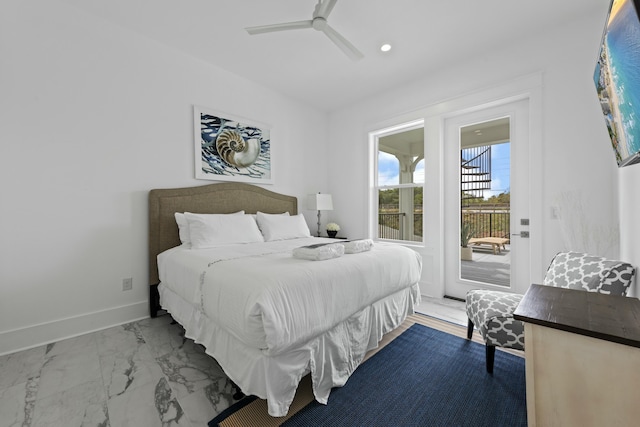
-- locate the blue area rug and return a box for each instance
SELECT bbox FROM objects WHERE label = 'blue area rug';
[282,323,526,427]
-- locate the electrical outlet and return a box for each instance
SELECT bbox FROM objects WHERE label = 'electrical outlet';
[122,277,133,291]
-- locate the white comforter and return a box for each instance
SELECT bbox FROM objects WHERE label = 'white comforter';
[158,238,422,356]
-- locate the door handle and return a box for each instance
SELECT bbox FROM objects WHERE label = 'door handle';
[511,231,530,238]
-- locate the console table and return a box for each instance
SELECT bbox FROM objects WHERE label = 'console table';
[513,284,640,427]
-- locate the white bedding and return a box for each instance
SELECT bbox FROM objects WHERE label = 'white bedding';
[159,237,422,355]
[157,237,422,416]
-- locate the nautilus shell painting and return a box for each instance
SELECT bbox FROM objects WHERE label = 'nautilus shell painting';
[215,130,260,168]
[194,106,272,183]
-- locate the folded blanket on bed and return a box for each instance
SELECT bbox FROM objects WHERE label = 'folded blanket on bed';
[292,243,345,261]
[342,239,374,254]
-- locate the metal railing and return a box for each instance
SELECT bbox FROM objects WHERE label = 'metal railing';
[461,146,492,200]
[462,209,510,238]
[378,210,509,241]
[378,212,423,241]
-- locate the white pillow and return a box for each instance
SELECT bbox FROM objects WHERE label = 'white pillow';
[256,212,311,241]
[248,211,289,218]
[174,213,190,245]
[184,212,261,249]
[175,211,244,246]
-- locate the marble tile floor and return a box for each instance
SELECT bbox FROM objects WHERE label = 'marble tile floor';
[0,297,467,427]
[0,316,236,427]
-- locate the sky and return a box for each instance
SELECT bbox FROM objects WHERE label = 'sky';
[377,152,424,185]
[378,142,511,199]
[487,142,511,198]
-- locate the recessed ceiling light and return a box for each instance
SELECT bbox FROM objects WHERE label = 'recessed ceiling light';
[380,43,392,52]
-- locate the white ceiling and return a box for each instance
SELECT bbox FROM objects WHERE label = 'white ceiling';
[60,0,607,112]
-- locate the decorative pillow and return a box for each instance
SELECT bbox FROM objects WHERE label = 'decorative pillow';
[256,212,311,241]
[175,211,244,246]
[184,212,261,249]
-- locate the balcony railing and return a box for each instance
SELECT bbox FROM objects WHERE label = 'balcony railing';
[378,212,423,241]
[462,208,510,239]
[379,209,510,241]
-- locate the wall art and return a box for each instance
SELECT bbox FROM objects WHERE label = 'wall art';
[194,106,272,183]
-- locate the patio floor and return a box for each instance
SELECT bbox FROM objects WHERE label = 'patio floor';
[461,245,511,287]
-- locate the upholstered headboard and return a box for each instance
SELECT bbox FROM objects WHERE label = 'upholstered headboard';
[148,182,298,286]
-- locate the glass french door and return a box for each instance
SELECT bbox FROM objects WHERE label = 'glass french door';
[444,99,531,298]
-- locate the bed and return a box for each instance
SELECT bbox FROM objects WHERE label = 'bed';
[148,182,422,416]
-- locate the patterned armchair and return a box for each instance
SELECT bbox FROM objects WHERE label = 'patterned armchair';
[465,251,636,373]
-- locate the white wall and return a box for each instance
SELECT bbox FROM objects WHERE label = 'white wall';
[619,167,640,297]
[326,7,621,298]
[0,0,330,354]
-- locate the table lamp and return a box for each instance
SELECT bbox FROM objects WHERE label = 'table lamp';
[307,193,333,237]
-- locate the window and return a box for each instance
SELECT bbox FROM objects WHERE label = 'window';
[372,121,424,243]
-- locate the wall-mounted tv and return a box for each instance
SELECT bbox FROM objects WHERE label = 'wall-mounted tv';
[594,0,640,167]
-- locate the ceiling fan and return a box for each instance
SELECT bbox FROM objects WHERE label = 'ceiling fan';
[245,0,364,61]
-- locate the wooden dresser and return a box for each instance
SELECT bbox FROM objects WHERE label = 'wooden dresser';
[513,284,640,427]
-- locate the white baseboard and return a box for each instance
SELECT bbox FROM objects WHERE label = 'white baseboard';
[0,301,149,356]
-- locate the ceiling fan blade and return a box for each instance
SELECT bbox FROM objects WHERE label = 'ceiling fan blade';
[245,20,313,35]
[315,0,338,19]
[322,24,364,61]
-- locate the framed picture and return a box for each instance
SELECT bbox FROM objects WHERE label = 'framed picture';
[194,105,273,183]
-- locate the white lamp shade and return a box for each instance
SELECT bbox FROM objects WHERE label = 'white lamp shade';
[307,193,333,211]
